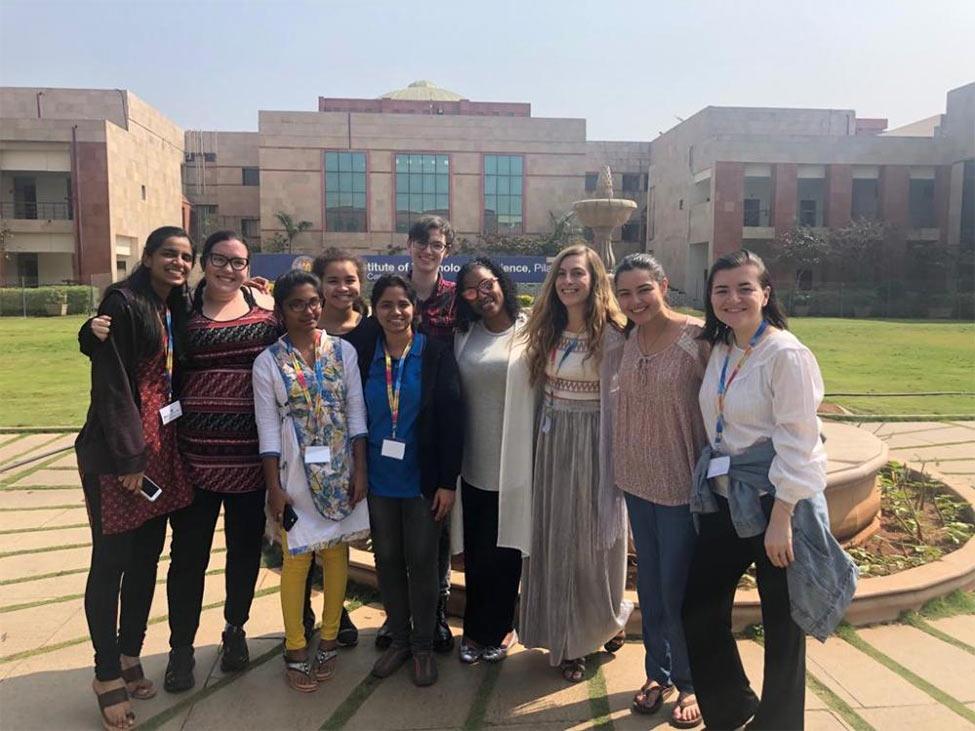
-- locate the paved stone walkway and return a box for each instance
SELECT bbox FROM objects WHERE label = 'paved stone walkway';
[1,429,973,730]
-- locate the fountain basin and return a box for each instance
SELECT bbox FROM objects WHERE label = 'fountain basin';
[572,197,638,229]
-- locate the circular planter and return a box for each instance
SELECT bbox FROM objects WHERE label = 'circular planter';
[822,422,887,545]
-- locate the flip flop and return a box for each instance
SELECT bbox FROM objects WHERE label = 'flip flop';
[93,683,135,731]
[632,680,675,714]
[120,662,156,700]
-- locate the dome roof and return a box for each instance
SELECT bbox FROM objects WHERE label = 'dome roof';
[380,80,465,102]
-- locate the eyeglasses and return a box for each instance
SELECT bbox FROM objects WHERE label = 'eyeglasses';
[460,277,499,300]
[411,240,447,254]
[285,297,322,313]
[207,253,249,271]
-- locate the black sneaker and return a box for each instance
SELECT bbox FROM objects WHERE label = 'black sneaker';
[337,607,359,648]
[220,624,249,672]
[374,620,393,650]
[164,646,195,693]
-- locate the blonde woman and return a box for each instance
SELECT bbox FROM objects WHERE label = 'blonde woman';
[519,245,632,682]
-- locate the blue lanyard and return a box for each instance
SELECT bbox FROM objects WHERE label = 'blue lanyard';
[715,320,768,449]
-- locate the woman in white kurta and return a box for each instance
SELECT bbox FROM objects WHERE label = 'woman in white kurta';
[253,269,369,692]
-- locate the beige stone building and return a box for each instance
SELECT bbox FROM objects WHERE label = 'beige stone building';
[646,82,975,305]
[0,87,186,287]
[183,81,651,256]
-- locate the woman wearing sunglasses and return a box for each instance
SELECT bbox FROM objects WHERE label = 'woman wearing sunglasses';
[451,257,534,666]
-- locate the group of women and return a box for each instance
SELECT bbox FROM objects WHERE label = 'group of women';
[77,216,856,731]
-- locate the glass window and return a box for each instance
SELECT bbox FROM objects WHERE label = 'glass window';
[324,151,367,232]
[242,167,259,186]
[622,173,642,192]
[395,153,450,232]
[585,173,598,192]
[483,155,524,233]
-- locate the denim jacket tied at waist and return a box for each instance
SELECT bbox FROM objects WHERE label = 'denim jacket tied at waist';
[690,440,858,642]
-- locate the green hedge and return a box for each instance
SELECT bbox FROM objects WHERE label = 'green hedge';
[0,285,98,316]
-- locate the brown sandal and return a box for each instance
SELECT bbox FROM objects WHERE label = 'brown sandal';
[313,646,338,682]
[632,680,675,714]
[93,682,135,731]
[670,691,702,728]
[560,657,586,683]
[604,630,625,653]
[284,654,318,693]
[120,662,156,700]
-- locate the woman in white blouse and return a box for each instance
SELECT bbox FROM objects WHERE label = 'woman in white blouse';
[253,270,369,692]
[682,250,833,731]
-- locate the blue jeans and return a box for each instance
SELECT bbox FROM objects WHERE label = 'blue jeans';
[625,492,696,692]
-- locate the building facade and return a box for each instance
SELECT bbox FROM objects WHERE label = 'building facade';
[647,82,975,305]
[0,88,186,288]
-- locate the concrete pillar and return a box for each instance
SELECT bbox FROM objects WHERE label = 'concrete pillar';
[76,142,113,284]
[826,164,853,229]
[773,163,797,235]
[712,161,743,257]
[879,165,910,268]
[934,165,951,243]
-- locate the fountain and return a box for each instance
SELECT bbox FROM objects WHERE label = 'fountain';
[572,165,638,269]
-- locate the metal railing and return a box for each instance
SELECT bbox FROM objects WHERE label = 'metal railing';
[0,201,72,220]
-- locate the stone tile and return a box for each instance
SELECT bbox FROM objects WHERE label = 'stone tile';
[881,431,975,451]
[11,469,82,487]
[0,525,90,553]
[47,452,81,469]
[0,488,84,510]
[0,592,285,730]
[806,635,930,708]
[804,709,852,730]
[0,543,93,581]
[0,434,62,467]
[872,422,963,438]
[858,703,973,730]
[485,644,594,726]
[0,506,81,531]
[181,605,385,731]
[858,624,975,703]
[600,642,675,730]
[927,615,975,650]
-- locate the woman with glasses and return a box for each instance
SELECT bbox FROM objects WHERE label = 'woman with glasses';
[253,269,369,692]
[84,231,280,692]
[451,257,534,665]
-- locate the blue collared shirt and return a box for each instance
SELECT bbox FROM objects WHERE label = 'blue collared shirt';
[364,333,425,498]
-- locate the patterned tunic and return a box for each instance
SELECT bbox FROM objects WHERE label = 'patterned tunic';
[98,340,193,533]
[178,303,280,493]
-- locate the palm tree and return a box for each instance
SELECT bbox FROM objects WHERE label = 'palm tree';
[275,211,313,253]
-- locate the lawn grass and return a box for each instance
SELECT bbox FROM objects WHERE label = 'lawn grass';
[0,315,972,427]
[0,315,91,427]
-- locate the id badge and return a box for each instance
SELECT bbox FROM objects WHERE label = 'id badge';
[707,455,731,479]
[304,445,331,464]
[159,400,182,425]
[540,414,551,434]
[381,439,406,460]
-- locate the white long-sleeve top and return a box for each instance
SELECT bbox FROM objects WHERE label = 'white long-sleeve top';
[698,328,827,505]
[253,336,369,554]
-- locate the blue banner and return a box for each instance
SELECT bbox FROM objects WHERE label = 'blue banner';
[250,254,550,284]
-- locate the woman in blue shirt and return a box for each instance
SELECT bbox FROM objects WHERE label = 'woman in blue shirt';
[364,275,463,688]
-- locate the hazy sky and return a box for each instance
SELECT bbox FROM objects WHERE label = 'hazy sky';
[1,0,973,140]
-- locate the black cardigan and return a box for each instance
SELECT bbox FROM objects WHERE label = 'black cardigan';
[357,321,464,498]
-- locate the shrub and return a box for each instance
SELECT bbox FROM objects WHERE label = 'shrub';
[0,285,98,316]
[517,293,534,308]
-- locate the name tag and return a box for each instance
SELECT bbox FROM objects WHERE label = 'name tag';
[304,446,331,464]
[381,439,406,460]
[707,455,731,479]
[159,400,182,425]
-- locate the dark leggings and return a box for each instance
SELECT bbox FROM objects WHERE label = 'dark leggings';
[461,480,521,646]
[83,474,167,682]
[167,488,267,649]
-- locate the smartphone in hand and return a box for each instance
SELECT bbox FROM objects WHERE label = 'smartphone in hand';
[282,504,299,531]
[141,476,163,502]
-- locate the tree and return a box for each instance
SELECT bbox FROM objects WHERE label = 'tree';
[274,211,313,253]
[769,225,832,291]
[828,218,889,284]
[455,210,585,256]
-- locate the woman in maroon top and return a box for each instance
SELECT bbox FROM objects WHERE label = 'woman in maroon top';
[76,226,196,731]
[87,230,279,693]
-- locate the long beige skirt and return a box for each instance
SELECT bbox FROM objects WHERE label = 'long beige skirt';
[518,398,630,666]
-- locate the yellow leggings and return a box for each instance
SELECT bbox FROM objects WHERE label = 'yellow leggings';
[280,530,349,651]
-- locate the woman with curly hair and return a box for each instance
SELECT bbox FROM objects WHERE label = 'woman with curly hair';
[519,245,632,683]
[450,256,534,665]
